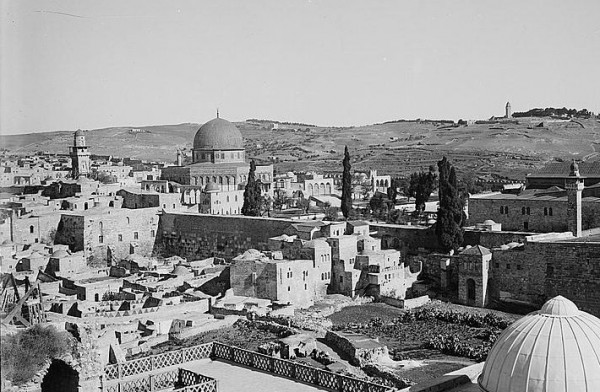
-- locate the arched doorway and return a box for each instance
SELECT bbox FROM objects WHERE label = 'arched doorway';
[466,279,476,305]
[41,359,79,392]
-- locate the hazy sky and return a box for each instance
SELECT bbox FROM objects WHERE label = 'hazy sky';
[2,0,599,135]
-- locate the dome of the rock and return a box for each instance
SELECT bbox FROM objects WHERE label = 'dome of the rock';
[478,295,600,392]
[193,117,243,151]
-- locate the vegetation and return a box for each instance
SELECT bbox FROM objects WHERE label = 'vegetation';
[512,107,592,118]
[241,160,262,216]
[386,178,399,203]
[1,324,75,385]
[436,157,464,252]
[407,167,437,214]
[341,146,352,219]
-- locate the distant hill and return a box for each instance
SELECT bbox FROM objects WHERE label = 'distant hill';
[2,117,599,180]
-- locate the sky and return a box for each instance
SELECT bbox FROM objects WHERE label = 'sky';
[1,0,599,135]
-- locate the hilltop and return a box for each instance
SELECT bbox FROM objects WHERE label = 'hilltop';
[2,117,599,180]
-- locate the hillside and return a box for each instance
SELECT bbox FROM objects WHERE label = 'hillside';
[2,117,599,180]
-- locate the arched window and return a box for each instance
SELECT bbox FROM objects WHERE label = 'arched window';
[126,217,130,225]
[522,207,526,215]
[500,206,504,214]
[526,207,530,215]
[30,225,34,234]
[99,222,103,231]
[549,207,553,216]
[544,207,548,216]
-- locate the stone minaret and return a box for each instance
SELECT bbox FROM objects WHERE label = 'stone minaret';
[505,102,511,118]
[70,129,90,178]
[176,149,183,166]
[566,160,583,237]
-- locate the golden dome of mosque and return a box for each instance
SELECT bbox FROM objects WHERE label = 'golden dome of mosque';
[478,295,600,392]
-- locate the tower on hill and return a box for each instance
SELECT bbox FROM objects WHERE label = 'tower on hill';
[505,101,511,118]
[70,129,90,179]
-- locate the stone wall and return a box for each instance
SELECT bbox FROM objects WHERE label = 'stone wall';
[468,197,600,232]
[488,247,546,305]
[156,213,294,260]
[370,223,439,252]
[55,208,160,265]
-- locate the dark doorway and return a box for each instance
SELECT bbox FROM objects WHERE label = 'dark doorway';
[41,359,79,392]
[467,279,476,304]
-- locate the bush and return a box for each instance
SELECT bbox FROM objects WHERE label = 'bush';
[0,324,75,385]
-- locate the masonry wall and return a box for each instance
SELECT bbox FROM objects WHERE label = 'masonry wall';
[468,197,600,232]
[13,213,62,245]
[370,223,439,252]
[534,241,600,316]
[156,213,295,260]
[487,248,546,305]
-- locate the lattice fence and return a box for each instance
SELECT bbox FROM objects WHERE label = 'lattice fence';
[104,342,214,381]
[103,341,391,392]
[211,342,392,392]
[103,368,215,392]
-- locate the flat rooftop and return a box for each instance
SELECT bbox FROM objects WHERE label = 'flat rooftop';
[183,359,327,392]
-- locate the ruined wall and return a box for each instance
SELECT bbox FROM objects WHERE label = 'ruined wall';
[156,213,295,260]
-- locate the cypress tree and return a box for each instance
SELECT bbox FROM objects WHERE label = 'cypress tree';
[341,146,352,219]
[242,160,261,216]
[436,157,464,252]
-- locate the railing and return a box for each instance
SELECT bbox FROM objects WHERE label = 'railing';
[211,342,390,392]
[104,341,391,392]
[104,368,216,392]
[105,342,214,380]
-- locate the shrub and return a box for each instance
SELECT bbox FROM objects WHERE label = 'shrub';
[0,324,75,385]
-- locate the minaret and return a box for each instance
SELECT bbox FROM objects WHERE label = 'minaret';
[505,102,511,119]
[70,129,90,178]
[176,149,183,166]
[566,160,583,237]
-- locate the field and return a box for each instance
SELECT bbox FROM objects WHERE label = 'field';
[327,301,520,384]
[2,117,599,180]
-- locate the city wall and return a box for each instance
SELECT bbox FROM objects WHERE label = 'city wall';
[156,213,295,260]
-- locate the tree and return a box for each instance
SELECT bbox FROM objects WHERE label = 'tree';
[407,166,437,214]
[241,160,262,216]
[398,178,411,201]
[369,193,385,219]
[436,157,464,252]
[386,178,399,204]
[322,202,339,221]
[341,146,352,218]
[1,324,75,385]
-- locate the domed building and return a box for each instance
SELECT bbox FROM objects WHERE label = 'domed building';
[407,296,600,392]
[161,114,273,215]
[478,295,600,392]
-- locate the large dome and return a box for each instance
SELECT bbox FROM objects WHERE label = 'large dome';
[479,295,600,392]
[193,117,243,151]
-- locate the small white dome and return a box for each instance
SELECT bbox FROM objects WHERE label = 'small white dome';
[483,219,496,225]
[479,295,600,392]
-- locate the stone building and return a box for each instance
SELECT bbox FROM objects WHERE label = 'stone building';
[230,249,326,307]
[54,207,160,265]
[70,130,91,179]
[526,160,600,189]
[457,245,492,307]
[161,116,273,208]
